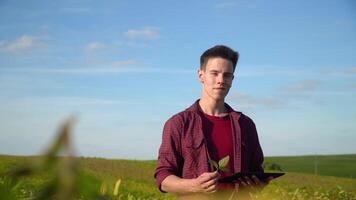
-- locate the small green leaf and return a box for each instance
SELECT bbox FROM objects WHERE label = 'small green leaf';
[208,160,219,170]
[218,155,230,169]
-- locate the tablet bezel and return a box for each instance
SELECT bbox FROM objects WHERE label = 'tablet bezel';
[218,172,285,183]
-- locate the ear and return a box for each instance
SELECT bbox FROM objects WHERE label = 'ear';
[198,69,204,83]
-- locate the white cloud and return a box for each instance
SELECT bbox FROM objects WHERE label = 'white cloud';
[0,58,195,75]
[229,79,322,110]
[59,7,92,14]
[116,41,148,48]
[85,42,105,52]
[280,79,320,93]
[238,66,356,78]
[350,83,356,89]
[0,66,194,75]
[0,35,43,53]
[0,59,141,74]
[236,66,315,77]
[0,67,141,74]
[112,59,139,67]
[320,67,356,76]
[124,27,160,40]
[3,97,124,107]
[229,93,286,109]
[346,67,356,74]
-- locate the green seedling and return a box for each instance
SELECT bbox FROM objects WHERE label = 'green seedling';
[208,155,230,172]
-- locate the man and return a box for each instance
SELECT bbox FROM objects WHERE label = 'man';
[155,45,269,199]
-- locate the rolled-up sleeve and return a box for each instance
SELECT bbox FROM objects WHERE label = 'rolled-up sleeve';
[154,115,183,192]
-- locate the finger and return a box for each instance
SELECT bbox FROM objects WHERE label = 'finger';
[202,177,218,189]
[265,176,274,184]
[238,178,247,187]
[211,171,220,178]
[251,175,262,185]
[205,183,218,193]
[207,190,217,194]
[243,176,253,185]
[200,171,219,181]
[243,176,257,191]
[197,173,213,183]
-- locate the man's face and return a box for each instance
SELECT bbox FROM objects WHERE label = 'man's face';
[198,57,234,101]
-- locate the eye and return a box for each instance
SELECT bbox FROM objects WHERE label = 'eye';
[224,74,233,78]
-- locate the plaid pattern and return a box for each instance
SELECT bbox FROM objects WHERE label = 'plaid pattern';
[154,100,264,192]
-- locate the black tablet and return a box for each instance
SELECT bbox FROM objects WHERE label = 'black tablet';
[219,172,285,183]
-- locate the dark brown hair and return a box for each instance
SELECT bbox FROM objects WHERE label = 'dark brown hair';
[200,45,239,71]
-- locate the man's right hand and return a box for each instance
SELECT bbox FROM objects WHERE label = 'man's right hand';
[190,171,220,193]
[160,171,220,194]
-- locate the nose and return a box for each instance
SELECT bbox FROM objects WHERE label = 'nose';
[217,74,232,88]
[217,74,225,85]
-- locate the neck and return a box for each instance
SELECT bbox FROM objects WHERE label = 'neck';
[198,97,227,117]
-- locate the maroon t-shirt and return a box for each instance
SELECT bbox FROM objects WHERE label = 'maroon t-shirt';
[200,112,235,189]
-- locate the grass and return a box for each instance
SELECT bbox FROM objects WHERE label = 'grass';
[265,154,356,179]
[1,154,356,199]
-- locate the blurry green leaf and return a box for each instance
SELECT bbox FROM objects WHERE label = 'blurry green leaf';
[208,160,219,171]
[218,155,229,169]
[0,117,112,200]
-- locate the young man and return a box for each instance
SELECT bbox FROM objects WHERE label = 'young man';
[155,45,269,199]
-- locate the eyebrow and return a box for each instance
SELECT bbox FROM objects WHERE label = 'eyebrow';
[209,70,233,75]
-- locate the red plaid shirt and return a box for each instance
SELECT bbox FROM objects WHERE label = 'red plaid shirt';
[154,100,264,191]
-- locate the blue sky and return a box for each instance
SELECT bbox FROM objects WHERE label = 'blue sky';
[0,0,355,159]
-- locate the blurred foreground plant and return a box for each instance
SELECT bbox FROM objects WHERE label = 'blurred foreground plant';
[0,118,107,200]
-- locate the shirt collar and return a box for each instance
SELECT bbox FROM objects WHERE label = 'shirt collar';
[186,99,238,114]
